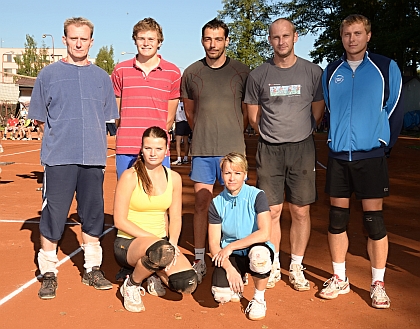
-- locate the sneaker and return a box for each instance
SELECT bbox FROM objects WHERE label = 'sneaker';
[172,159,182,165]
[370,281,390,309]
[115,267,134,282]
[245,299,267,321]
[211,286,241,303]
[319,274,350,299]
[38,272,57,299]
[120,277,146,312]
[182,158,189,164]
[146,274,166,297]
[267,260,281,289]
[193,259,207,284]
[82,266,112,290]
[289,264,310,291]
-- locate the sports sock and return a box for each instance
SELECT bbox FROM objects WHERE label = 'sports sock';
[183,156,188,162]
[253,288,265,302]
[332,261,346,281]
[38,249,59,275]
[82,241,102,273]
[127,274,142,286]
[290,254,304,266]
[274,252,280,268]
[195,248,205,261]
[371,267,386,285]
[177,157,182,162]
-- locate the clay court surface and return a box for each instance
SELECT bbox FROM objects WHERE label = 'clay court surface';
[0,133,419,328]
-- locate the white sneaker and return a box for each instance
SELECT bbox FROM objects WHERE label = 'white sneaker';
[245,299,266,321]
[267,260,281,289]
[370,281,390,309]
[319,275,350,299]
[192,259,207,284]
[120,277,146,313]
[211,286,242,304]
[289,264,310,291]
[172,159,182,165]
[146,274,166,297]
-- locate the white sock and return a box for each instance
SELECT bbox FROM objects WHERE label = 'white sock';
[38,249,59,275]
[274,252,280,268]
[177,157,182,161]
[195,248,205,261]
[82,242,102,273]
[290,254,303,266]
[332,261,346,281]
[371,267,386,285]
[183,156,188,162]
[253,288,265,302]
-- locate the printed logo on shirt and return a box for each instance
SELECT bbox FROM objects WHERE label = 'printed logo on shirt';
[269,84,301,97]
[334,75,344,84]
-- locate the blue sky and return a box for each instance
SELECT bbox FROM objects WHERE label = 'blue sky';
[0,0,321,69]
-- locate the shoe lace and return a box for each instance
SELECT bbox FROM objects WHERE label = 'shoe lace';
[127,285,146,302]
[42,276,57,290]
[91,269,107,283]
[245,299,265,313]
[291,265,307,284]
[370,283,388,299]
[323,276,339,289]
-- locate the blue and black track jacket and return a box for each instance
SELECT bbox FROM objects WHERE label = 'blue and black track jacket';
[322,51,403,161]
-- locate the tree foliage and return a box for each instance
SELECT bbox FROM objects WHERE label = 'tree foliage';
[14,35,49,77]
[95,45,115,74]
[277,0,420,75]
[218,0,279,69]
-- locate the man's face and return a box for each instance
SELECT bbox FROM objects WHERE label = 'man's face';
[268,20,298,59]
[201,28,229,61]
[341,22,371,60]
[135,30,161,59]
[62,24,93,64]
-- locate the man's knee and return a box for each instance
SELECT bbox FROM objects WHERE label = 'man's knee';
[249,245,272,274]
[328,206,350,234]
[363,211,387,240]
[168,269,198,294]
[141,240,175,271]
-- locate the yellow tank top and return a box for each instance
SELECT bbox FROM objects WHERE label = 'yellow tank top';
[117,168,172,239]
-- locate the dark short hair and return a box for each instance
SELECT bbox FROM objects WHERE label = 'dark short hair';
[202,18,229,38]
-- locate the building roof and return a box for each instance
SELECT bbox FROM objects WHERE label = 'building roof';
[15,77,36,88]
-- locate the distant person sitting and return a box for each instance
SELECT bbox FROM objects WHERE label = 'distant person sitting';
[172,99,191,165]
[4,114,19,140]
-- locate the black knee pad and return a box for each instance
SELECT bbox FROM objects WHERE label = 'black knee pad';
[363,211,387,240]
[141,240,175,271]
[328,206,350,234]
[168,269,198,294]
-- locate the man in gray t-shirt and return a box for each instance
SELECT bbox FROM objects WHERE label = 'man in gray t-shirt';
[244,18,324,291]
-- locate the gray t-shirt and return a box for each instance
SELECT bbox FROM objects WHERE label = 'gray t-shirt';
[181,58,250,156]
[244,57,323,143]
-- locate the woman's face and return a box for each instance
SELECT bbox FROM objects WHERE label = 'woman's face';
[141,136,167,166]
[222,161,246,196]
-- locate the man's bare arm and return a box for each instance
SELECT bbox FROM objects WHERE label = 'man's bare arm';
[183,98,195,130]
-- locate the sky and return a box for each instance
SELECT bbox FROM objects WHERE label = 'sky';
[0,0,322,70]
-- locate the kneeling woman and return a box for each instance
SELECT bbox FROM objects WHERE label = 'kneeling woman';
[113,126,197,313]
[209,152,273,321]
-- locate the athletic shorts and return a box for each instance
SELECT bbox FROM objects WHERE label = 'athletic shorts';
[106,122,117,136]
[190,156,224,185]
[325,156,389,199]
[256,135,317,206]
[175,121,191,136]
[114,236,168,269]
[116,154,170,179]
[212,243,274,288]
[40,164,105,241]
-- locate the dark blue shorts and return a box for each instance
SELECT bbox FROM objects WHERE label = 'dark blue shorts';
[175,121,192,136]
[40,164,105,241]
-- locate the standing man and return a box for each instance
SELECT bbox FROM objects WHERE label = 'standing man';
[111,17,181,179]
[245,18,325,291]
[319,14,402,309]
[181,18,250,283]
[172,98,191,165]
[29,17,119,299]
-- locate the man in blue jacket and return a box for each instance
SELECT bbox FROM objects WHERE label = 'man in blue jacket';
[320,14,403,309]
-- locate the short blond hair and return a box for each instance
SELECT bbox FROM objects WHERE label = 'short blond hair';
[220,152,248,172]
[64,17,94,38]
[340,14,371,36]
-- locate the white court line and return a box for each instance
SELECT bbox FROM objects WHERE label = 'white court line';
[0,148,41,157]
[317,160,327,169]
[0,219,113,227]
[0,226,115,306]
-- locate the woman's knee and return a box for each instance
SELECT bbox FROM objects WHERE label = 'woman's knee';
[168,269,198,294]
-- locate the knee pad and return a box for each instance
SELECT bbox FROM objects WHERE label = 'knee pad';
[248,245,272,274]
[141,240,175,271]
[168,269,198,294]
[363,211,387,240]
[211,286,234,304]
[328,206,350,234]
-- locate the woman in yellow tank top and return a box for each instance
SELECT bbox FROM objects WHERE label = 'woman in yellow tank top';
[113,126,197,313]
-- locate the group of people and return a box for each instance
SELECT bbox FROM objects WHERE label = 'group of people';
[27,13,402,321]
[2,114,43,141]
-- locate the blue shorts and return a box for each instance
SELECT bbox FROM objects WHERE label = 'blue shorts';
[116,154,170,179]
[40,164,105,241]
[190,156,224,185]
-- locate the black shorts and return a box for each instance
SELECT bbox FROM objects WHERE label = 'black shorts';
[114,237,135,269]
[256,135,317,206]
[325,156,389,199]
[211,243,274,288]
[40,164,105,241]
[106,122,117,136]
[175,121,191,136]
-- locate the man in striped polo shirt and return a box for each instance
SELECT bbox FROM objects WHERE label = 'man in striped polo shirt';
[111,17,181,179]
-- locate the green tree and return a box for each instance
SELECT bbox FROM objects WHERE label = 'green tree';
[14,35,49,77]
[277,0,420,75]
[218,0,279,69]
[95,45,115,74]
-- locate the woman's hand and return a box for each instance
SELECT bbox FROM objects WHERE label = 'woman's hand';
[212,245,233,267]
[226,266,244,293]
